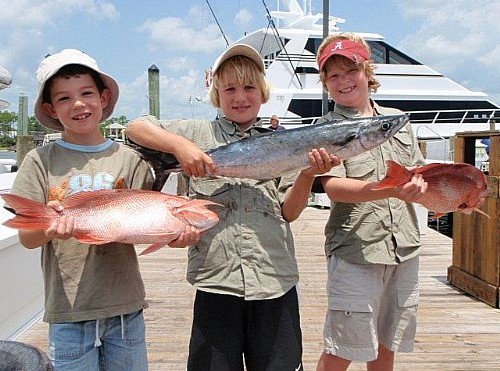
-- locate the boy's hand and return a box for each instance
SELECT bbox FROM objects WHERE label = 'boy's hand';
[168,225,201,248]
[174,140,216,178]
[44,201,74,240]
[301,148,340,177]
[393,173,428,203]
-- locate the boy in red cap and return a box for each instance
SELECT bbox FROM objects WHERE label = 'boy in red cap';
[314,34,427,371]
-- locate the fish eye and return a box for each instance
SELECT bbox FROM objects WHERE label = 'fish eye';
[344,134,357,143]
[381,122,391,131]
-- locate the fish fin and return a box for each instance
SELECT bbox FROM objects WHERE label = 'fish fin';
[174,199,221,229]
[73,231,112,245]
[183,199,222,209]
[474,209,491,219]
[139,242,168,256]
[1,193,57,230]
[429,212,447,220]
[61,189,126,208]
[373,160,412,190]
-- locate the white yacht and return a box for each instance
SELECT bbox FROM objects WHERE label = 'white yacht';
[228,0,499,144]
[223,0,496,208]
[0,65,44,341]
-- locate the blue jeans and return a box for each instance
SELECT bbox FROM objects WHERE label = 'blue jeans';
[48,310,148,371]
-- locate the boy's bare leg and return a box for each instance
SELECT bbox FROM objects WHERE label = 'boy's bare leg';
[367,345,394,371]
[316,352,351,371]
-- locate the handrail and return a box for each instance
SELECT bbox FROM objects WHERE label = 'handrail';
[266,107,500,127]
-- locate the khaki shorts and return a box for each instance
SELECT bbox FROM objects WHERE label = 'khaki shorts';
[322,256,419,362]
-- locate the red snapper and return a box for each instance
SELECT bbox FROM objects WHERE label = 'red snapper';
[1,189,220,255]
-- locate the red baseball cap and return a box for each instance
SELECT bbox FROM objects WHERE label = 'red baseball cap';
[318,39,371,71]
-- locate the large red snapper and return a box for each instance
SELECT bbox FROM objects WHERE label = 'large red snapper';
[1,189,220,255]
[374,160,489,218]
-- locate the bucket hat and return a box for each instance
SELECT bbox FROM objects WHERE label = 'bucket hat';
[34,49,119,131]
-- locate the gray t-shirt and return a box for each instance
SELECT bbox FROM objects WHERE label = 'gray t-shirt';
[10,139,154,323]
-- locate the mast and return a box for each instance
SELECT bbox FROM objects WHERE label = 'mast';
[322,0,329,115]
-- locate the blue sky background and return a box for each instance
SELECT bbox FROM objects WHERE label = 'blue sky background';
[1,0,499,122]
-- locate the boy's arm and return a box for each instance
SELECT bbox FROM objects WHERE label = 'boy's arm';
[18,204,75,249]
[281,148,340,222]
[126,119,216,177]
[320,175,427,203]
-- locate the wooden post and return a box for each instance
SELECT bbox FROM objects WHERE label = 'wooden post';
[16,94,34,166]
[148,64,160,119]
[448,131,500,307]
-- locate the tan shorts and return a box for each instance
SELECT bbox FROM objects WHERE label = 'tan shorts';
[322,255,419,362]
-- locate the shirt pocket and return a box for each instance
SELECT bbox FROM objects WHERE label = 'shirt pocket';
[391,131,413,165]
[189,178,231,199]
[344,152,376,180]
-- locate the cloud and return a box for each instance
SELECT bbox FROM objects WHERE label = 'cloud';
[0,0,117,27]
[141,17,227,53]
[140,4,228,54]
[117,67,215,121]
[235,8,254,27]
[395,0,500,102]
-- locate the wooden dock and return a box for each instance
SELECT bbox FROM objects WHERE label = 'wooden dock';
[16,207,500,370]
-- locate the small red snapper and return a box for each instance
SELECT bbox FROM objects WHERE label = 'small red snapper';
[374,160,489,218]
[1,189,220,255]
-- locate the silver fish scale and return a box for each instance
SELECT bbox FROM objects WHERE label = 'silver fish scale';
[209,114,409,180]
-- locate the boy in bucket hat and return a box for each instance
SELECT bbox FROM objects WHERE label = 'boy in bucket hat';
[7,49,153,370]
[314,33,428,371]
[125,43,340,371]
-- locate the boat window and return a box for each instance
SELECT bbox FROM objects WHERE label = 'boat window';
[305,38,323,55]
[367,41,420,65]
[263,37,289,67]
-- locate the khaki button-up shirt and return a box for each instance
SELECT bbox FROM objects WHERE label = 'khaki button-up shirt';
[143,115,299,300]
[316,103,426,265]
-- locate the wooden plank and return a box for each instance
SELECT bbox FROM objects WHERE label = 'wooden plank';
[15,207,500,370]
[448,266,498,307]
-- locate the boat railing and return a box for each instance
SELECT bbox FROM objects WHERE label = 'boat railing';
[273,107,500,131]
[405,108,500,125]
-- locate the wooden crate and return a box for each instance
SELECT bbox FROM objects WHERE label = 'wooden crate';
[448,131,500,307]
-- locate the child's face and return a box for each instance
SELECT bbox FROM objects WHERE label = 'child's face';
[323,57,370,110]
[218,69,263,129]
[42,73,110,143]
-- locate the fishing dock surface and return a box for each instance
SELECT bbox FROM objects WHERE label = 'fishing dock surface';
[17,207,500,370]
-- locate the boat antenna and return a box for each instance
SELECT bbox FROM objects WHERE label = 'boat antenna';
[261,0,303,89]
[205,0,229,47]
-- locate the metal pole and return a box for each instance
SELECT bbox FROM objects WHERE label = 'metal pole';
[321,0,329,115]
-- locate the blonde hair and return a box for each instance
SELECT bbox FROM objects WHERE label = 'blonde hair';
[317,33,380,93]
[209,55,270,107]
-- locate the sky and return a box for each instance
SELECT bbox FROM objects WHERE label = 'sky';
[1,0,500,123]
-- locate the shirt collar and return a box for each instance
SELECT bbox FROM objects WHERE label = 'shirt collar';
[218,116,271,137]
[334,99,379,117]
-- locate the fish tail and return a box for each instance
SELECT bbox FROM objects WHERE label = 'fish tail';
[3,215,52,230]
[373,160,412,190]
[1,193,56,230]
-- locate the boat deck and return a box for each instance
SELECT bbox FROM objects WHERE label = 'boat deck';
[16,206,500,370]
